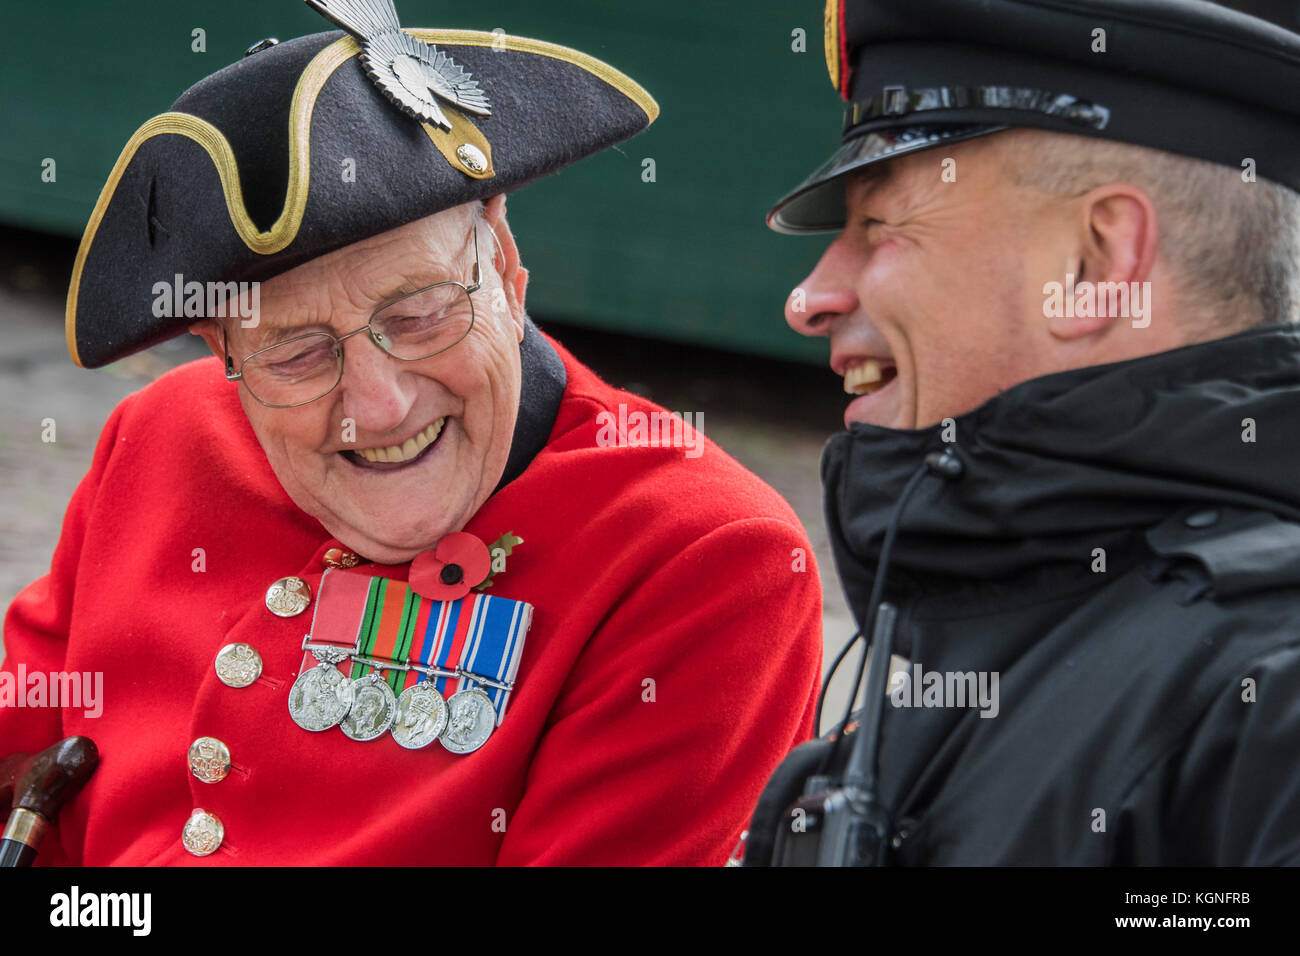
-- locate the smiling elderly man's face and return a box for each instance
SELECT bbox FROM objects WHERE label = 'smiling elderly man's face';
[193,197,528,564]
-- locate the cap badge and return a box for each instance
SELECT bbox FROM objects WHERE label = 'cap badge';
[305,0,492,130]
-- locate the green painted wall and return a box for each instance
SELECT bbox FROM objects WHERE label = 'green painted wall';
[0,1,839,363]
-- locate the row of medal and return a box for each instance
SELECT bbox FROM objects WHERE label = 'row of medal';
[287,643,504,754]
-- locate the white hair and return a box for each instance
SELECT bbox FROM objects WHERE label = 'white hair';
[470,198,505,264]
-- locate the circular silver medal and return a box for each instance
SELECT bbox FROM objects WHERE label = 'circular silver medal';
[440,687,496,754]
[340,673,398,741]
[288,664,354,732]
[391,682,449,750]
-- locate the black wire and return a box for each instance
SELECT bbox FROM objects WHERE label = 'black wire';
[818,461,932,777]
[814,628,863,737]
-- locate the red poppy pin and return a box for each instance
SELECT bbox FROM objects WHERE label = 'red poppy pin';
[409,532,491,601]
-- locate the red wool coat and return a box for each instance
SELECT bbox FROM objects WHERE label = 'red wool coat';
[1,336,822,865]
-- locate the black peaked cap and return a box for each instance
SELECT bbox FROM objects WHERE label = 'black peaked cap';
[769,0,1300,233]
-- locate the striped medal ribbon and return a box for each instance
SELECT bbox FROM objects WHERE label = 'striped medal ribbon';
[295,569,533,752]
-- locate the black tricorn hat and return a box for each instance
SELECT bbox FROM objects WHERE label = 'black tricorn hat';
[66,0,657,368]
[768,0,1300,234]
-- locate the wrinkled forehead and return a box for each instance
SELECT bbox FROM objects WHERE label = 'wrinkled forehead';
[234,203,482,340]
[269,202,479,290]
[843,131,1018,212]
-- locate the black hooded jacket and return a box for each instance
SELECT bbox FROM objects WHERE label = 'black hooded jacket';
[819,323,1300,865]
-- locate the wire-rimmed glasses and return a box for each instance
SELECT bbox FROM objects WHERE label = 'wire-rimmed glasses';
[224,226,482,408]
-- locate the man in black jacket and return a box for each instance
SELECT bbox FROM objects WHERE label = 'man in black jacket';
[756,0,1300,864]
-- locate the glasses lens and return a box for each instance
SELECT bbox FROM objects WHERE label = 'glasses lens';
[372,283,474,360]
[241,333,341,406]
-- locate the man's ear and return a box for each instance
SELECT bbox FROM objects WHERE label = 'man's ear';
[482,194,529,343]
[1049,184,1159,340]
[188,319,225,361]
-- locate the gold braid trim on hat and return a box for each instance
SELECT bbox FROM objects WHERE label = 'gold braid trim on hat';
[65,30,658,367]
[824,0,842,93]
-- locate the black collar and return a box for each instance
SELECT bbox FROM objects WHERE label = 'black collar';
[823,323,1300,622]
[493,317,567,494]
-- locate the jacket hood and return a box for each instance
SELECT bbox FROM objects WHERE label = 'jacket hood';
[822,323,1300,628]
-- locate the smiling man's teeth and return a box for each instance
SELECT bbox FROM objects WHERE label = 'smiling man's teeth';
[355,418,445,464]
[844,360,889,396]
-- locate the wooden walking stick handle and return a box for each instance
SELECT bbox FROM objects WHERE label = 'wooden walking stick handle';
[0,737,99,867]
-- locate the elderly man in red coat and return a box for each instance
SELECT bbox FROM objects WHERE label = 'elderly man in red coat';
[0,2,822,866]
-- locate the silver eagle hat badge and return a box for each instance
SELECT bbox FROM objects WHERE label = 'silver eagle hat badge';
[305,0,492,130]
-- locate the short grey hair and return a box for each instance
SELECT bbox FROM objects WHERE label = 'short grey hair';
[1003,129,1300,333]
[470,197,508,267]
